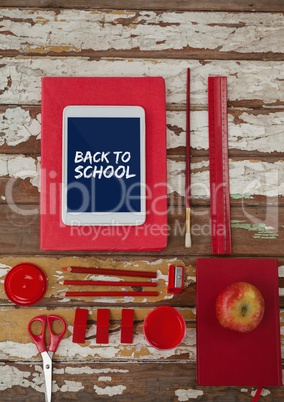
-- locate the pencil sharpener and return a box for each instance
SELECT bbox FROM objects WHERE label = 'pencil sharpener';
[167,265,184,294]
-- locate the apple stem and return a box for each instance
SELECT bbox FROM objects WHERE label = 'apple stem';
[241,306,247,317]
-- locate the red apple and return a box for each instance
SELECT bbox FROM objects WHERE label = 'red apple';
[216,282,265,333]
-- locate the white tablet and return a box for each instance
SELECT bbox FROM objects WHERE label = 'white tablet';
[62,105,146,226]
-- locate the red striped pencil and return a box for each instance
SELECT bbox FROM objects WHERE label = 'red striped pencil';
[63,291,159,297]
[63,280,157,287]
[62,266,157,278]
[185,68,192,248]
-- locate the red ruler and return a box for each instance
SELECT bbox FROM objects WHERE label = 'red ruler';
[208,76,232,255]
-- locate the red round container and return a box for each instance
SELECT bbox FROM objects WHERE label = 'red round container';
[4,263,47,306]
[143,306,186,350]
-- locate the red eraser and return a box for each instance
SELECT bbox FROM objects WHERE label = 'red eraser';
[72,308,89,343]
[121,309,134,344]
[96,309,110,344]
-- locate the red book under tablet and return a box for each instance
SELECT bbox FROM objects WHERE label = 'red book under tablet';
[196,258,282,386]
[40,77,167,251]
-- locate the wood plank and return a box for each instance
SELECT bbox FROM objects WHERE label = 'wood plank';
[1,154,283,205]
[0,256,195,307]
[0,176,39,204]
[1,256,283,307]
[0,314,283,378]
[0,105,41,154]
[0,305,282,364]
[0,9,284,60]
[1,361,283,402]
[168,156,284,205]
[1,0,284,13]
[167,109,284,157]
[3,177,280,207]
[0,306,195,361]
[0,58,284,107]
[0,302,282,360]
[0,205,283,256]
[1,106,284,157]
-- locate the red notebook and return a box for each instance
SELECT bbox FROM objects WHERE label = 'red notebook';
[40,77,167,251]
[196,258,282,386]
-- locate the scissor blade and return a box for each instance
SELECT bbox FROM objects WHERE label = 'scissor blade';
[41,351,52,402]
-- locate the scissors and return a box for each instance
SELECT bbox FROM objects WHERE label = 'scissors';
[28,315,67,402]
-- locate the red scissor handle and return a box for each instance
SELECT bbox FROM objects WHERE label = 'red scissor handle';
[28,315,67,354]
[47,315,67,353]
[28,315,47,354]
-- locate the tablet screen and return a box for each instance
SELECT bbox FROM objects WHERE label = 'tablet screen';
[62,106,146,226]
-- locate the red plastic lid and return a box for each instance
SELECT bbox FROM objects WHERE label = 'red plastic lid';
[143,306,186,350]
[4,263,47,306]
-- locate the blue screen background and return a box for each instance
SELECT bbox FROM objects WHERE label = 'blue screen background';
[67,117,141,213]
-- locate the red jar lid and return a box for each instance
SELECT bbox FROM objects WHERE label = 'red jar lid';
[143,306,186,350]
[4,263,47,306]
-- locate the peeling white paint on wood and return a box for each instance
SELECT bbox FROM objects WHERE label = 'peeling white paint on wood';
[168,159,284,198]
[0,154,40,188]
[168,159,208,199]
[98,376,112,381]
[1,108,284,153]
[0,107,40,147]
[175,389,204,401]
[144,258,175,266]
[0,262,11,281]
[94,384,126,396]
[133,329,195,361]
[0,341,38,360]
[167,110,284,153]
[60,380,84,392]
[251,388,271,397]
[278,266,284,277]
[0,364,42,392]
[0,58,284,106]
[157,269,169,282]
[0,9,284,55]
[66,295,150,304]
[1,155,284,199]
[0,323,195,361]
[167,110,208,151]
[229,112,284,153]
[64,367,129,375]
[229,160,284,198]
[0,364,86,393]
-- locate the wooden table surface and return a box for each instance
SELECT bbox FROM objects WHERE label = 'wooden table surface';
[0,1,284,401]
